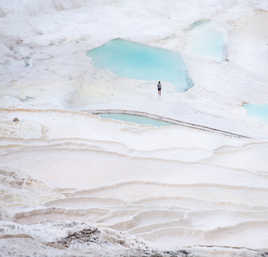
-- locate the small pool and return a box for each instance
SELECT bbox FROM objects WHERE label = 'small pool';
[186,21,227,62]
[87,39,193,92]
[244,104,268,121]
[99,113,173,127]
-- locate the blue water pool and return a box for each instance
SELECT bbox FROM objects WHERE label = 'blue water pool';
[99,113,173,127]
[87,39,193,92]
[244,104,268,121]
[187,22,227,62]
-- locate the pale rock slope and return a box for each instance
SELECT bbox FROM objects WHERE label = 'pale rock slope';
[0,1,268,256]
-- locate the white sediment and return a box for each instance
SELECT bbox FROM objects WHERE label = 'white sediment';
[0,1,268,256]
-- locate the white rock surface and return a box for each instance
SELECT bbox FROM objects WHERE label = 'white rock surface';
[0,0,268,256]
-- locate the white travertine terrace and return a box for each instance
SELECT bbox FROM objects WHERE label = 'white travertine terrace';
[0,1,268,256]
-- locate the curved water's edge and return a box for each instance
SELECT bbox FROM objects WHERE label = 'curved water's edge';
[87,109,250,139]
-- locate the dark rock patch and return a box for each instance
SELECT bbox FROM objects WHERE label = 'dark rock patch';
[48,227,100,248]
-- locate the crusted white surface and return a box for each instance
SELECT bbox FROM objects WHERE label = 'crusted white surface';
[0,0,268,256]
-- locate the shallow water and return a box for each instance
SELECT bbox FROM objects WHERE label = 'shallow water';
[187,22,227,61]
[87,39,193,92]
[99,113,172,127]
[244,104,268,121]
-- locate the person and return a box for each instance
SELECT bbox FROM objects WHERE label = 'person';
[157,81,162,96]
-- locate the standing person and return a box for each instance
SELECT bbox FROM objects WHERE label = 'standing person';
[157,81,162,96]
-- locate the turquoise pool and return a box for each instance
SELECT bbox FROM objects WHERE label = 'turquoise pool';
[99,113,173,127]
[87,39,193,92]
[244,104,268,121]
[187,22,226,62]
